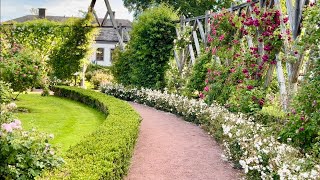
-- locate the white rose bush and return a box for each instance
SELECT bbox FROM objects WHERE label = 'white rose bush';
[101,83,320,179]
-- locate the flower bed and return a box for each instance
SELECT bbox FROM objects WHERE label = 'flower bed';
[45,86,141,179]
[101,84,320,180]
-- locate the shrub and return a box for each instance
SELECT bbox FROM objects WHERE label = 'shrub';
[280,57,320,155]
[46,86,140,179]
[0,120,64,179]
[111,4,178,89]
[186,53,212,95]
[0,48,45,98]
[90,70,113,89]
[101,83,320,180]
[111,47,134,86]
[0,81,13,105]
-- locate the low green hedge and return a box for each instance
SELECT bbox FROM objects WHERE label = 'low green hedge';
[44,86,140,179]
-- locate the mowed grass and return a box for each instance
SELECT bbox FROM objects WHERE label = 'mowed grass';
[15,93,106,153]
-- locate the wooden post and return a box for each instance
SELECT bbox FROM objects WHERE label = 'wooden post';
[197,19,206,43]
[204,10,211,46]
[189,44,196,65]
[193,31,201,56]
[104,0,125,49]
[276,55,288,111]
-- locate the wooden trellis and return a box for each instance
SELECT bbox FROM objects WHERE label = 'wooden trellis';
[88,0,130,50]
[174,0,310,110]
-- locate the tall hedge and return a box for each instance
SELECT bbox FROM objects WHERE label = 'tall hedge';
[112,4,178,89]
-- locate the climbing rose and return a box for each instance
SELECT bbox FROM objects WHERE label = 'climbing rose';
[247,85,254,90]
[262,55,269,62]
[204,86,210,92]
[242,69,249,74]
[219,34,225,41]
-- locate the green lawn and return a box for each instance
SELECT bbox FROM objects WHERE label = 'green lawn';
[15,93,106,153]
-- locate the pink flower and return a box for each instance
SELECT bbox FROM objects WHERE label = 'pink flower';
[219,34,225,41]
[211,47,217,55]
[247,85,254,90]
[262,55,269,62]
[208,35,213,43]
[299,127,305,132]
[2,123,13,133]
[259,99,265,106]
[204,86,210,92]
[253,19,260,27]
[242,69,249,74]
[230,68,236,73]
[205,79,209,84]
[199,92,204,99]
[264,45,272,51]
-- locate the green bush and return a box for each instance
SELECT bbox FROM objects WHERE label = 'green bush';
[0,81,13,105]
[85,64,111,82]
[0,48,45,98]
[187,53,212,95]
[111,4,178,89]
[90,70,113,89]
[0,120,64,179]
[280,58,320,155]
[46,86,140,179]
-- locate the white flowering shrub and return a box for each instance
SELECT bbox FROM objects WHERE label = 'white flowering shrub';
[101,83,320,180]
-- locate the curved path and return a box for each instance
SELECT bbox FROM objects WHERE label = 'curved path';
[126,103,241,180]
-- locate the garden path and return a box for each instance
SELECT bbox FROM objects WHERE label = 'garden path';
[126,103,241,180]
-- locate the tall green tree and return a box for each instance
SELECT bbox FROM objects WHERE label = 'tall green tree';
[112,4,178,89]
[123,0,234,17]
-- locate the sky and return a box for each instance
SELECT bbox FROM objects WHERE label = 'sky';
[0,0,134,22]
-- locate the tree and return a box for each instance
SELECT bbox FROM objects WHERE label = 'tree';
[123,0,234,17]
[112,4,178,89]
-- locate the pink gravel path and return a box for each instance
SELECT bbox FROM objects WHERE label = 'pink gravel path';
[126,103,241,180]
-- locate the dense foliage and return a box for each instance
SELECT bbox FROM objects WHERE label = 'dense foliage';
[49,14,97,81]
[0,47,45,97]
[112,4,178,89]
[187,53,212,96]
[195,6,286,114]
[0,13,97,83]
[0,86,63,179]
[0,81,13,105]
[46,86,140,179]
[0,123,64,179]
[280,2,320,155]
[123,0,233,17]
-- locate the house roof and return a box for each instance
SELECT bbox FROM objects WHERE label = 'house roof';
[6,15,132,42]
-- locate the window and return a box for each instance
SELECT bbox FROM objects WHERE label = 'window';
[110,48,115,63]
[96,48,104,61]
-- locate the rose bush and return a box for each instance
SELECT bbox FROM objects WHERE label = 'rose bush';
[0,120,64,179]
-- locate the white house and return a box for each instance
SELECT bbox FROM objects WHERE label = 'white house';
[90,18,131,66]
[6,8,132,67]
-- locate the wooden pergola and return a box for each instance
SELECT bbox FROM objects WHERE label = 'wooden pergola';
[89,0,130,50]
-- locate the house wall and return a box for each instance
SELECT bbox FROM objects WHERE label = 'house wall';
[90,42,117,66]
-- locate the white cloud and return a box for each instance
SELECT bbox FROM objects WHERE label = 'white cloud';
[1,0,133,22]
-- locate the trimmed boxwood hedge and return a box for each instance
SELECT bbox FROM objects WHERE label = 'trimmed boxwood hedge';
[44,86,141,179]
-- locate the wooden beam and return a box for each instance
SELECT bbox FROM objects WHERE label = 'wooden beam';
[101,12,110,26]
[197,19,206,43]
[92,9,101,26]
[193,31,201,56]
[103,0,124,49]
[89,0,97,9]
[189,44,196,65]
